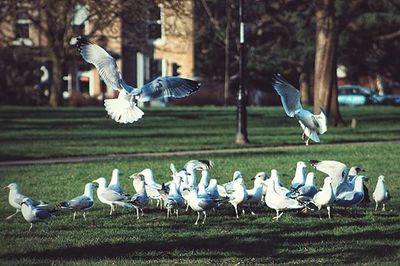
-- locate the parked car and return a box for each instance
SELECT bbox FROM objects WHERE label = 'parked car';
[338,85,400,106]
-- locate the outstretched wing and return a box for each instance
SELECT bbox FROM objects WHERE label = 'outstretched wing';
[76,36,123,91]
[273,74,302,117]
[139,76,201,102]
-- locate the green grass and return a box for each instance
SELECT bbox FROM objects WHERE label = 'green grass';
[0,105,399,160]
[0,105,399,265]
[0,142,399,265]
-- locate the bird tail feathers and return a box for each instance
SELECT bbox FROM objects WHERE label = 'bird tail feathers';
[314,107,327,134]
[104,94,144,124]
[113,201,134,209]
[302,126,320,143]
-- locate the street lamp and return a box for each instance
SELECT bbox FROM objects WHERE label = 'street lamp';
[236,0,249,144]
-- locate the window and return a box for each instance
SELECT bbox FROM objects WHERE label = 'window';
[15,13,30,39]
[148,4,162,40]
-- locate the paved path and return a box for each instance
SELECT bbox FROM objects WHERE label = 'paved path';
[0,139,399,167]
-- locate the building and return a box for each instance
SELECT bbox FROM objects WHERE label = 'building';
[0,0,195,105]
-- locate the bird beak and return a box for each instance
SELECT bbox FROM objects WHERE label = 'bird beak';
[3,186,8,190]
[92,183,99,188]
[251,177,255,180]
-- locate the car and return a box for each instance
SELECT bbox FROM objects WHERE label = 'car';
[338,85,383,105]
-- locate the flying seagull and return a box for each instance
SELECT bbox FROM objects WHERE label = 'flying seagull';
[273,74,327,145]
[76,36,201,124]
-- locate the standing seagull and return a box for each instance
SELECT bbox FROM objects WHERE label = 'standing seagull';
[372,175,390,211]
[129,174,149,219]
[108,169,124,195]
[4,183,47,220]
[21,198,55,231]
[273,74,327,145]
[92,177,133,215]
[58,183,95,221]
[312,177,335,219]
[76,36,201,124]
[290,161,307,191]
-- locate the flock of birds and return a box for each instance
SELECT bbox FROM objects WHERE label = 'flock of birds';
[4,159,390,230]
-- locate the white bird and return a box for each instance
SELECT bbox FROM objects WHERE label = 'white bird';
[165,182,185,218]
[245,172,266,215]
[183,187,216,225]
[108,168,124,195]
[228,178,248,219]
[270,169,291,198]
[58,183,95,221]
[261,178,304,220]
[21,198,55,231]
[129,174,149,219]
[290,161,307,191]
[183,159,214,189]
[310,160,363,196]
[372,175,390,211]
[206,179,220,200]
[4,183,47,220]
[132,169,164,208]
[335,175,366,208]
[273,74,327,145]
[199,169,210,189]
[296,172,318,201]
[76,36,201,124]
[218,170,243,197]
[312,177,335,219]
[92,177,133,215]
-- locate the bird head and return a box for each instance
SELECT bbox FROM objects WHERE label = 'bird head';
[4,183,18,190]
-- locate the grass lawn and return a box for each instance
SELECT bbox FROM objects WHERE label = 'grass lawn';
[0,105,399,160]
[0,105,399,265]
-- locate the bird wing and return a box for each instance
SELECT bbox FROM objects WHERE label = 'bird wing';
[184,159,214,171]
[314,107,328,134]
[33,207,52,220]
[76,36,125,91]
[139,76,201,102]
[67,196,93,209]
[108,184,123,194]
[310,160,348,181]
[100,189,126,202]
[273,74,302,117]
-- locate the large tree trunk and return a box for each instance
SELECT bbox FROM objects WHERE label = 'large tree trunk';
[49,53,63,107]
[313,0,344,126]
[297,65,311,105]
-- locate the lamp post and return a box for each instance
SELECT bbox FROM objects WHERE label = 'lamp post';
[235,0,249,144]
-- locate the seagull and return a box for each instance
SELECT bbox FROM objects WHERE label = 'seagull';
[131,169,164,208]
[4,183,47,220]
[218,171,243,197]
[372,175,390,211]
[21,198,55,231]
[76,36,201,124]
[183,159,214,189]
[290,161,307,191]
[270,169,292,198]
[310,160,363,196]
[295,172,319,201]
[245,172,266,215]
[228,178,248,219]
[312,177,335,219]
[58,183,95,221]
[183,187,216,225]
[165,182,185,218]
[92,177,133,215]
[335,175,366,209]
[261,178,304,220]
[108,168,124,195]
[129,174,149,219]
[273,74,327,145]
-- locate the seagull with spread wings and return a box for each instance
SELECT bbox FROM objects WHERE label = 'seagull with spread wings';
[76,36,201,124]
[273,74,327,145]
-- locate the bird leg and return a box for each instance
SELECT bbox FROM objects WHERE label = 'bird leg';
[202,211,207,224]
[135,208,140,220]
[382,204,386,212]
[375,202,378,211]
[73,211,77,221]
[5,209,19,220]
[29,223,33,232]
[327,206,331,219]
[83,212,87,221]
[305,137,310,146]
[141,209,144,216]
[302,132,306,141]
[186,203,190,212]
[109,205,114,216]
[273,210,283,220]
[234,205,239,219]
[195,212,200,225]
[176,209,179,217]
[242,209,246,215]
[166,208,170,218]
